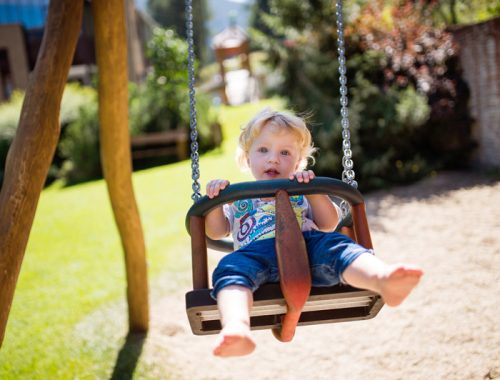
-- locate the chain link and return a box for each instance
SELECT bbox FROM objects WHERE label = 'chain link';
[336,0,357,217]
[185,0,201,202]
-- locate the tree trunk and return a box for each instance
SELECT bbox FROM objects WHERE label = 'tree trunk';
[0,0,83,347]
[91,0,149,332]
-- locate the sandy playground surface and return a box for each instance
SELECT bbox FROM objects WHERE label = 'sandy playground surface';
[145,171,499,380]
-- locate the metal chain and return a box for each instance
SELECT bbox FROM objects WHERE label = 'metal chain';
[185,0,201,202]
[335,0,357,217]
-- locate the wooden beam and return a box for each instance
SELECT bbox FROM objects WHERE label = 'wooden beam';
[91,0,149,332]
[0,0,83,347]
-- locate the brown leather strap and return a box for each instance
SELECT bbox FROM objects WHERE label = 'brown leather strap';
[273,190,312,342]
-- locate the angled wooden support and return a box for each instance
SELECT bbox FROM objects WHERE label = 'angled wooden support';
[0,0,83,347]
[91,0,149,332]
[273,190,312,342]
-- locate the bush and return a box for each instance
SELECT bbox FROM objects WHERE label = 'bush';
[129,27,220,151]
[58,95,101,184]
[0,85,96,185]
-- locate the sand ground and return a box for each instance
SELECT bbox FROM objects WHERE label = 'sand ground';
[144,171,500,380]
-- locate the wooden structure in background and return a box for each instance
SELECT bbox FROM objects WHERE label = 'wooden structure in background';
[0,0,149,347]
[211,23,252,105]
[131,129,188,160]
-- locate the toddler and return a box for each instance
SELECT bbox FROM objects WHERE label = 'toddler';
[205,108,423,357]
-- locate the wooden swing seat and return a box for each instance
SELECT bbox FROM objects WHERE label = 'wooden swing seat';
[186,283,383,335]
[185,177,384,337]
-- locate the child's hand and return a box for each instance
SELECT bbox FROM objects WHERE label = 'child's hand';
[290,170,316,183]
[206,179,230,199]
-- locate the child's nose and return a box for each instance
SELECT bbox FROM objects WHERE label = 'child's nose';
[267,152,279,163]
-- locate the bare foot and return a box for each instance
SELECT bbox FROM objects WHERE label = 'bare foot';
[379,265,423,306]
[213,322,256,357]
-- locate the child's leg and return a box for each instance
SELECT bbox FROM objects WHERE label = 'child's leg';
[342,253,423,306]
[213,285,256,357]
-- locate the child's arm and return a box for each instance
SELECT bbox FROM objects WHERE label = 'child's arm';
[305,194,339,232]
[291,170,340,232]
[205,179,231,239]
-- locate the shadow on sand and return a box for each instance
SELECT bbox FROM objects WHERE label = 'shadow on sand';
[110,332,147,380]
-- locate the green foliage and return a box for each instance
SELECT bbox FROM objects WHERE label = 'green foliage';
[146,0,209,63]
[0,91,22,138]
[1,29,221,185]
[60,83,97,126]
[0,85,97,185]
[133,28,190,134]
[58,96,101,184]
[428,0,500,26]
[130,27,220,151]
[251,0,475,190]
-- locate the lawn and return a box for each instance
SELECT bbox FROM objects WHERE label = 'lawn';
[0,98,283,379]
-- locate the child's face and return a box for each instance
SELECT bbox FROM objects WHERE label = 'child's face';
[247,124,302,181]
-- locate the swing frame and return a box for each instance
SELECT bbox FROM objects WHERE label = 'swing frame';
[185,177,384,336]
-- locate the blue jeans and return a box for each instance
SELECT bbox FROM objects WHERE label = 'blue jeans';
[211,230,372,299]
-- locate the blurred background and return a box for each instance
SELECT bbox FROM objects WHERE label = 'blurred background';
[1,0,499,189]
[0,1,499,379]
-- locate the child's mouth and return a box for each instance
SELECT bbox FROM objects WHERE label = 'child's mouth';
[264,169,280,177]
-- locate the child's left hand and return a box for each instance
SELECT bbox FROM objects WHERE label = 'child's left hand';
[290,170,316,183]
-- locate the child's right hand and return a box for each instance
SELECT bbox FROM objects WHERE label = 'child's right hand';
[206,179,230,199]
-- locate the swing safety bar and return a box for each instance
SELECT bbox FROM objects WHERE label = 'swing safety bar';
[186,177,372,255]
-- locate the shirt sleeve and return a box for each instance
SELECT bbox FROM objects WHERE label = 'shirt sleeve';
[332,201,342,230]
[222,203,234,233]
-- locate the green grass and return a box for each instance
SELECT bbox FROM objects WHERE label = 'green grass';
[0,99,284,379]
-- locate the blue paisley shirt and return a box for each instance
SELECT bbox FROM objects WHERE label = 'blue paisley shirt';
[223,195,318,250]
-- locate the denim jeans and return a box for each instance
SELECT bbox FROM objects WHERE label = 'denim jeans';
[211,229,372,299]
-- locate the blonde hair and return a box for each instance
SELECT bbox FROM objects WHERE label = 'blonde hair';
[236,108,317,171]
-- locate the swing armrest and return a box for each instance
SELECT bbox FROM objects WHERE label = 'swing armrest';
[186,177,365,252]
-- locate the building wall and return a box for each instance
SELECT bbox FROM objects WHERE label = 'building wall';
[452,17,500,168]
[0,24,30,101]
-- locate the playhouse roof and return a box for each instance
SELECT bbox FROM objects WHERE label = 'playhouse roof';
[211,25,249,50]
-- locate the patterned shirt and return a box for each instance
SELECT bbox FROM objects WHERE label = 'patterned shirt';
[223,195,318,250]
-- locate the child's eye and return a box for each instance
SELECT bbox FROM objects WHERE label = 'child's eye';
[258,147,268,153]
[280,150,290,156]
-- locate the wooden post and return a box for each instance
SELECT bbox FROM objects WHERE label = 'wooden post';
[91,0,149,332]
[0,0,83,347]
[214,49,229,105]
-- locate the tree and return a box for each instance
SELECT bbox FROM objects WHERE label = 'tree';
[147,0,209,63]
[415,0,500,26]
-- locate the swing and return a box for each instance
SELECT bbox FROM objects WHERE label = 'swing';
[184,0,383,340]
